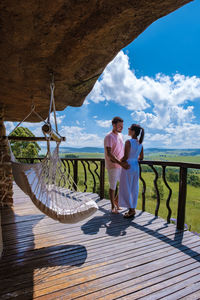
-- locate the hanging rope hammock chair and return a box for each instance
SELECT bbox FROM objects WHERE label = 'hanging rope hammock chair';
[8,81,98,224]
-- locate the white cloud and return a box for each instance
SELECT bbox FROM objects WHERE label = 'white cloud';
[144,132,171,147]
[87,51,149,110]
[87,50,200,148]
[50,113,65,125]
[165,123,200,148]
[60,126,103,147]
[141,123,200,149]
[87,51,200,125]
[131,111,160,129]
[132,105,195,130]
[96,119,111,128]
[88,81,105,103]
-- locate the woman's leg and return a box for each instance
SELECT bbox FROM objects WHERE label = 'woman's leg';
[123,169,138,218]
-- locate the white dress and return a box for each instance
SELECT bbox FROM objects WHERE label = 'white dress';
[119,139,142,209]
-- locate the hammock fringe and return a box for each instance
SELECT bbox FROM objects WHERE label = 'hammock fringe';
[11,147,98,224]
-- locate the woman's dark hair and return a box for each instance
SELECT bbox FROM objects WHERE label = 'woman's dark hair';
[130,124,144,144]
[112,116,123,125]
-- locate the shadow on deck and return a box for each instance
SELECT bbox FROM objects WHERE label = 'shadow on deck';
[0,184,200,299]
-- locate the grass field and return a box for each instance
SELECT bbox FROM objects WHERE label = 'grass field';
[61,152,200,234]
[62,151,200,163]
[146,154,200,164]
[60,152,104,159]
[137,171,200,234]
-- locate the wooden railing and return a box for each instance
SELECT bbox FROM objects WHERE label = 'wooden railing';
[139,161,200,230]
[17,157,105,200]
[60,158,105,200]
[17,157,200,231]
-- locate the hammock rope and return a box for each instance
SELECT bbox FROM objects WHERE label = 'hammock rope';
[9,81,98,223]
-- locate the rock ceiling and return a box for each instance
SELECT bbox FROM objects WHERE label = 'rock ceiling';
[0,0,192,121]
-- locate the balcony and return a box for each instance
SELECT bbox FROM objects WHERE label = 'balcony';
[0,158,200,299]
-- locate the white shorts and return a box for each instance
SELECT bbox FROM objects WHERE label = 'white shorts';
[107,168,121,190]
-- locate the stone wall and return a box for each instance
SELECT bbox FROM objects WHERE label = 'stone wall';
[0,213,2,258]
[0,104,13,206]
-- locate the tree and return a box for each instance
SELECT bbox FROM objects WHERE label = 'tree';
[187,174,200,187]
[166,170,179,182]
[10,127,41,159]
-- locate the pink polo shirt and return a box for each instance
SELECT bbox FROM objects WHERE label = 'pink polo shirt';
[104,131,124,169]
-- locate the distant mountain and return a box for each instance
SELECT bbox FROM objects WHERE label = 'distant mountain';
[39,146,200,156]
[144,148,200,156]
[40,146,105,154]
[59,147,105,153]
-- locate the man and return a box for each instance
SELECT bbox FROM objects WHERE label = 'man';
[104,116,128,213]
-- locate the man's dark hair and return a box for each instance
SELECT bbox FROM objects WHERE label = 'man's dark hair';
[112,116,123,125]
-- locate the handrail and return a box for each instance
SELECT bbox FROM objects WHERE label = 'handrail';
[140,160,200,169]
[16,157,200,231]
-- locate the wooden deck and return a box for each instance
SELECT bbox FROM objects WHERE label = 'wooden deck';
[0,184,200,300]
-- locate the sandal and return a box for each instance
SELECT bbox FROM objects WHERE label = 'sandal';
[123,210,136,218]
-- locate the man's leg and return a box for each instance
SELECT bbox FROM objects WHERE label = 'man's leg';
[109,188,118,213]
[107,168,119,213]
[114,193,121,210]
[114,169,122,210]
[113,185,121,210]
[109,188,115,210]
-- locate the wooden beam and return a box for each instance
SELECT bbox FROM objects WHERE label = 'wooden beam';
[3,136,66,142]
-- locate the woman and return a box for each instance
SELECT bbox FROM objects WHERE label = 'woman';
[118,124,144,218]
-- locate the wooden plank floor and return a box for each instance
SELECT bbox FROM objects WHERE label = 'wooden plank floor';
[0,184,200,300]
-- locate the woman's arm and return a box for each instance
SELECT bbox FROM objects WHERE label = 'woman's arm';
[121,140,131,162]
[119,140,131,169]
[139,147,144,160]
[121,141,131,169]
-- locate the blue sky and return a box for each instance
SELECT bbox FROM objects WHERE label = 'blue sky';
[6,0,200,149]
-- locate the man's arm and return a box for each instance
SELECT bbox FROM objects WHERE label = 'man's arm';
[106,147,122,165]
[106,147,129,169]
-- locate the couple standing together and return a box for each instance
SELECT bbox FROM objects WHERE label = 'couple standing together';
[104,116,144,218]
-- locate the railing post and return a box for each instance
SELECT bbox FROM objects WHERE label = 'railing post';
[100,160,105,199]
[177,167,187,230]
[73,160,78,191]
[139,164,146,212]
